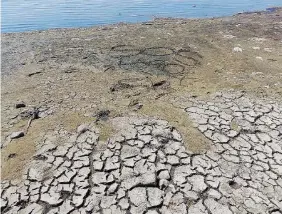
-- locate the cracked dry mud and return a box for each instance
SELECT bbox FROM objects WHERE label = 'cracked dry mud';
[1,92,282,214]
[2,8,282,214]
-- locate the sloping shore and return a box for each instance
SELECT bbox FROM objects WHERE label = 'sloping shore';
[1,8,282,214]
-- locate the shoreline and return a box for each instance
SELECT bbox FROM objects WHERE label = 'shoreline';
[2,6,281,35]
[1,7,282,213]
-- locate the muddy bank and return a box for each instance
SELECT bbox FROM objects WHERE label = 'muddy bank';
[1,8,282,214]
[1,7,282,179]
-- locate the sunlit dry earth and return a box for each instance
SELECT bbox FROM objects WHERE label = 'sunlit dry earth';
[1,8,282,214]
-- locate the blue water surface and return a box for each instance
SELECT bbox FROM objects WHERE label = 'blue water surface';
[2,0,281,33]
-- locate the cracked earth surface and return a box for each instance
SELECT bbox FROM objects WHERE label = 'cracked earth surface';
[1,92,282,214]
[2,8,282,214]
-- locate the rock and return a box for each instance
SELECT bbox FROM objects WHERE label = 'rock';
[94,110,110,121]
[10,131,25,139]
[77,124,89,134]
[8,153,17,159]
[152,80,170,89]
[15,102,26,109]
[233,47,242,52]
[19,108,39,119]
[159,179,169,189]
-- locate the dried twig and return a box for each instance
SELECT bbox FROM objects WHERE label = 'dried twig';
[25,107,39,134]
[25,118,33,134]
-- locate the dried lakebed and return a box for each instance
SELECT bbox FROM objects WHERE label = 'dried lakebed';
[1,92,282,214]
[1,8,282,214]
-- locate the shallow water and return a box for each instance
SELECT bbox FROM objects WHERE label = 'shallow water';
[2,0,281,33]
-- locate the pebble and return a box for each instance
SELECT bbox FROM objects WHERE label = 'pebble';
[233,47,242,52]
[15,102,26,109]
[10,131,25,139]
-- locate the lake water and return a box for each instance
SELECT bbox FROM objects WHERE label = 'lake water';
[2,0,282,33]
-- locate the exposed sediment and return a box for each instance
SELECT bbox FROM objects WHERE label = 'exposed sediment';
[1,8,282,214]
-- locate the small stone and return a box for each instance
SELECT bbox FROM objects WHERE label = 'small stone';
[159,179,169,189]
[10,131,25,139]
[77,124,89,134]
[172,129,182,141]
[15,102,26,108]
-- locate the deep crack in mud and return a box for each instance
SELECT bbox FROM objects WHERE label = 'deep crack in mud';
[1,92,282,214]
